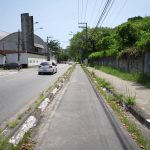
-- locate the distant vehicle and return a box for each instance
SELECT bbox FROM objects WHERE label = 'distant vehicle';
[38,61,57,75]
[3,63,22,70]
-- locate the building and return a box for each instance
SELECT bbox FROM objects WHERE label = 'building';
[0,13,49,67]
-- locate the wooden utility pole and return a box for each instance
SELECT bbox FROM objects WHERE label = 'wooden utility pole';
[18,30,21,63]
[78,22,88,62]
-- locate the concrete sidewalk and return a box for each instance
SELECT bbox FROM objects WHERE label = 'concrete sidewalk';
[87,67,150,121]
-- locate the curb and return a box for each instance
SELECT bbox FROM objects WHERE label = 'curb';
[103,87,150,130]
[127,105,150,129]
[87,68,150,130]
[106,87,150,130]
[6,64,76,146]
[9,80,64,145]
[102,88,150,129]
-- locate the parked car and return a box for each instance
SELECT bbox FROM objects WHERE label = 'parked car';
[38,61,57,75]
[3,63,22,70]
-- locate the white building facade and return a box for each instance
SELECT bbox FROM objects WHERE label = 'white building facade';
[0,13,50,67]
[0,32,48,67]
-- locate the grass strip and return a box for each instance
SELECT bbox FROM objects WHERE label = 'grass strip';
[94,65,150,87]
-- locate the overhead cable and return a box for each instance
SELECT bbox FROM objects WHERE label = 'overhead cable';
[96,0,112,27]
[99,0,116,27]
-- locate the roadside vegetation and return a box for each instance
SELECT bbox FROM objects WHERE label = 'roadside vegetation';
[94,65,150,87]
[68,16,150,62]
[0,131,34,150]
[82,65,150,150]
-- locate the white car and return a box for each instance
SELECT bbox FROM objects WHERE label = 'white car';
[38,61,57,75]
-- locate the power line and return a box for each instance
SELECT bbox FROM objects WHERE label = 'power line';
[99,0,116,27]
[96,0,112,27]
[83,0,89,22]
[90,0,115,35]
[93,0,105,26]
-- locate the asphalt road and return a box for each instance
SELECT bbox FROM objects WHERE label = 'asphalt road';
[0,64,70,125]
[35,65,139,150]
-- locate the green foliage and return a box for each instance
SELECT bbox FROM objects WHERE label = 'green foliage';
[136,32,150,52]
[128,16,143,22]
[59,49,69,62]
[124,96,135,106]
[88,51,105,59]
[116,23,139,48]
[7,120,19,128]
[48,39,61,62]
[48,39,60,53]
[69,16,150,60]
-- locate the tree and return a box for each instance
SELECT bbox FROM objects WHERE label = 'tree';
[48,40,61,62]
[136,32,150,52]
[116,23,139,48]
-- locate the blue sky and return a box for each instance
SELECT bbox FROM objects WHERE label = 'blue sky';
[0,0,150,48]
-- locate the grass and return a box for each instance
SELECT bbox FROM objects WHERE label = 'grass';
[0,131,34,150]
[7,120,19,129]
[35,92,45,108]
[82,65,150,150]
[123,95,136,106]
[94,65,150,87]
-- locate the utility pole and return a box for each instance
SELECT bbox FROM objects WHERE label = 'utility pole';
[78,22,88,63]
[47,36,49,61]
[47,36,53,61]
[18,30,21,64]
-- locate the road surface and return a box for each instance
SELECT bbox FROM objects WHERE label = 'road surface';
[0,64,70,125]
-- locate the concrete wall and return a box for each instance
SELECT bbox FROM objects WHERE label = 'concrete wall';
[6,53,28,64]
[5,53,47,67]
[0,55,5,65]
[27,53,47,66]
[90,53,150,74]
[144,52,150,74]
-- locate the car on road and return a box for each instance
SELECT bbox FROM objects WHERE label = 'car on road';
[38,61,57,75]
[3,63,22,70]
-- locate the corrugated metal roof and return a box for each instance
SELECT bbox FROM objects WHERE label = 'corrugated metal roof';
[0,31,10,40]
[34,43,44,49]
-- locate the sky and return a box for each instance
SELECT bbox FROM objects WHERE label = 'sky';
[0,0,150,48]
